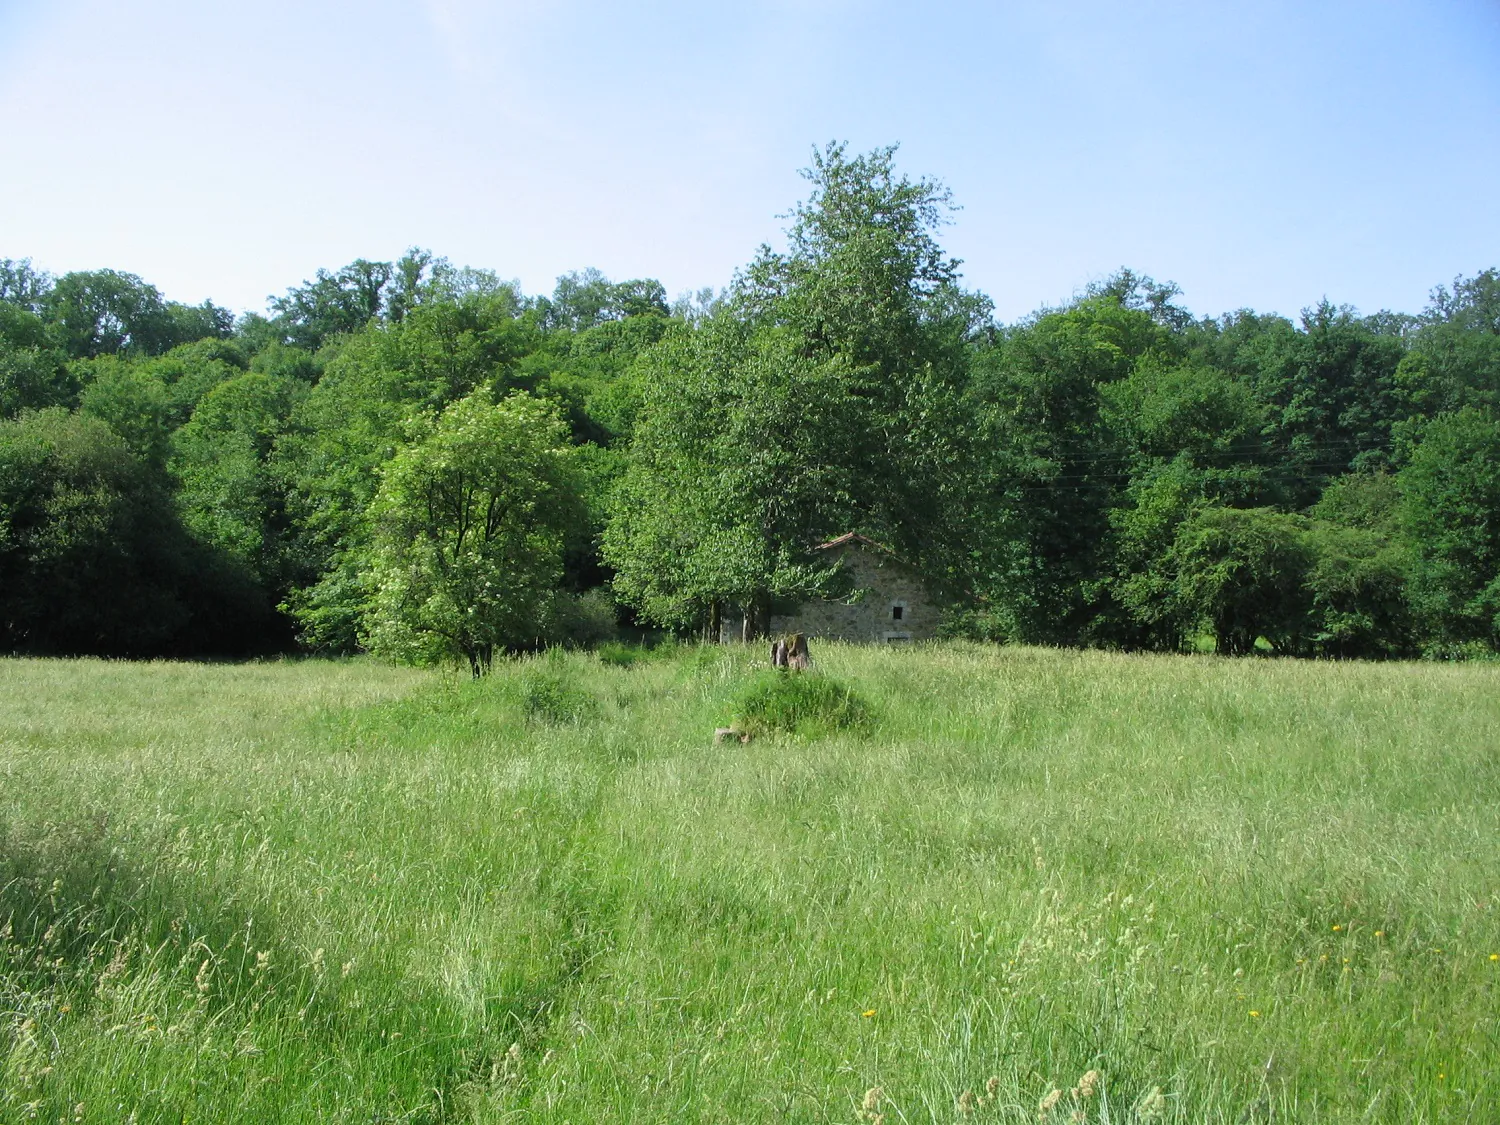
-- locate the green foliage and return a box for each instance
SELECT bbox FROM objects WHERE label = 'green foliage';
[0,257,52,311]
[1102,356,1266,469]
[145,337,252,420]
[75,356,174,468]
[1397,269,1500,417]
[267,258,393,351]
[609,144,981,636]
[967,292,1176,642]
[731,669,872,736]
[3,193,1499,662]
[171,371,305,590]
[0,410,273,655]
[0,300,74,417]
[72,341,249,469]
[740,144,983,573]
[1398,407,1500,650]
[361,391,583,675]
[277,290,537,651]
[547,588,619,648]
[1165,506,1314,656]
[605,320,863,631]
[540,268,668,331]
[1311,469,1403,532]
[1302,521,1413,658]
[0,409,186,653]
[41,268,230,358]
[1187,302,1408,500]
[1109,458,1212,650]
[0,337,73,418]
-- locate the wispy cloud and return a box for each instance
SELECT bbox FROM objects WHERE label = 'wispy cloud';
[420,0,475,74]
[418,0,554,78]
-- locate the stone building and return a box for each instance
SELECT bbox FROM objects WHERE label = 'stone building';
[768,533,940,643]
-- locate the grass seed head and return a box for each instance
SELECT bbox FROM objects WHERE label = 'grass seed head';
[1072,1069,1100,1100]
[1039,1087,1062,1118]
[1137,1086,1166,1121]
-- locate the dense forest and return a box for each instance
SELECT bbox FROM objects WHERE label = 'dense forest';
[3,145,1498,666]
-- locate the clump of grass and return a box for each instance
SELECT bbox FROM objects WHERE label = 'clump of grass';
[520,666,596,725]
[731,669,872,737]
[597,642,658,669]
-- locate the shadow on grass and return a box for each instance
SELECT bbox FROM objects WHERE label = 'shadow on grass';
[0,811,323,1022]
[0,810,623,1123]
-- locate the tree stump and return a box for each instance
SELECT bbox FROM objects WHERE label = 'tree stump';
[770,633,810,670]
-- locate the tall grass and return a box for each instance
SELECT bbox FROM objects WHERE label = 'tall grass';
[1,644,1497,1122]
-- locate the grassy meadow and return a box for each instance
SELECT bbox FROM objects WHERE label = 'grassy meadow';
[1,643,1497,1123]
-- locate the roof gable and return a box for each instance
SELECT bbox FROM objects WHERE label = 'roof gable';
[816,532,894,555]
[815,533,926,584]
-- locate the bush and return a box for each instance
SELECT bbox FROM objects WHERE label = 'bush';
[1165,506,1313,655]
[1303,522,1414,658]
[550,587,619,648]
[731,671,872,737]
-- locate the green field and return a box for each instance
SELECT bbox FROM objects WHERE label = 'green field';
[1,645,1497,1123]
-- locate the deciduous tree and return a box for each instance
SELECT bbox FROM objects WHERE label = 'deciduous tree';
[361,392,582,674]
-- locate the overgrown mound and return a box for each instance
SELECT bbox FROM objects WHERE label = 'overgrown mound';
[731,671,872,737]
[520,666,597,724]
[597,641,668,668]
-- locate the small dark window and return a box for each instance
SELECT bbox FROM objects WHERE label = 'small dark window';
[892,605,904,621]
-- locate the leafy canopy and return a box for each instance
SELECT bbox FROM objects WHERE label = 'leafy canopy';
[361,391,583,675]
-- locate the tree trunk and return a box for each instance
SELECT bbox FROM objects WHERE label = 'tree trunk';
[741,592,771,642]
[468,642,494,677]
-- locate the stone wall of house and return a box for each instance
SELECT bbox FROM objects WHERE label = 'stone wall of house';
[767,543,939,643]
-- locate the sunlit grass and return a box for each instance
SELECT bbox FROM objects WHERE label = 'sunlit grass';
[2,645,1497,1122]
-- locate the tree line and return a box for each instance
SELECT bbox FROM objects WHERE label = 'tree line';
[3,144,1498,666]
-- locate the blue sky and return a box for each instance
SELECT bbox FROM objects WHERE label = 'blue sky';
[1,0,1496,322]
